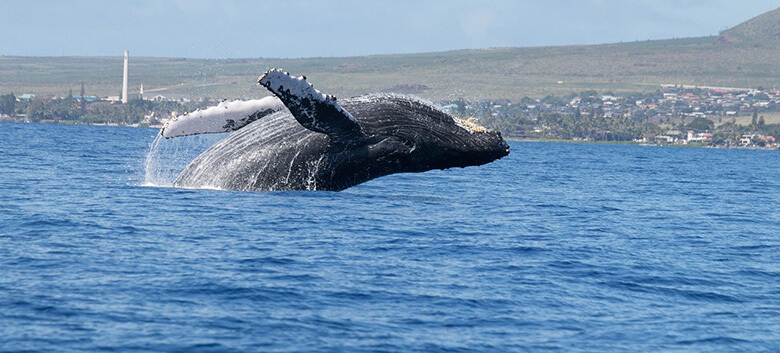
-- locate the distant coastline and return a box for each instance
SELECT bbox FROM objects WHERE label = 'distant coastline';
[507,137,779,150]
[2,119,776,151]
[3,82,779,150]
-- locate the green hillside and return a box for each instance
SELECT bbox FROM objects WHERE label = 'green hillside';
[722,7,780,42]
[2,8,779,101]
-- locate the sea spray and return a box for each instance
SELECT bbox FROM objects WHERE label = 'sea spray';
[143,132,228,187]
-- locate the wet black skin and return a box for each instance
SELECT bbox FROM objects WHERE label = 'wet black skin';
[174,89,509,191]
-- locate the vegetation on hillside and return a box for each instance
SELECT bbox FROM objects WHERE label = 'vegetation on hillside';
[3,35,779,102]
[722,7,780,42]
[4,5,780,103]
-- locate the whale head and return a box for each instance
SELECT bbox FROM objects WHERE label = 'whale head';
[342,94,510,175]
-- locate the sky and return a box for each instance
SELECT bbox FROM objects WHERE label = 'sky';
[1,0,778,59]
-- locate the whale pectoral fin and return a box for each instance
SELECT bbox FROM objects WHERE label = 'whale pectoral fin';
[258,69,363,143]
[160,97,285,138]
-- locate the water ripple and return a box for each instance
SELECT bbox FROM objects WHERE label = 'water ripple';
[1,124,779,352]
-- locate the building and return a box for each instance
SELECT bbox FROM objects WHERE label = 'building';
[686,130,712,144]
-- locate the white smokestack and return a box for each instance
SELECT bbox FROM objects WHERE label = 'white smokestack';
[122,50,129,104]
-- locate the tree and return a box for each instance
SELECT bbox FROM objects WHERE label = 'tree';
[758,116,765,127]
[687,117,714,132]
[0,93,15,115]
[752,110,758,127]
[541,95,566,106]
[754,92,770,101]
[26,98,46,122]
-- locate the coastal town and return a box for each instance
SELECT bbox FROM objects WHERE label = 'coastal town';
[446,84,780,149]
[2,84,779,149]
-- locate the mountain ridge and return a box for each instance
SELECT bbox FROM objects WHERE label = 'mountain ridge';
[2,8,779,101]
[722,7,780,42]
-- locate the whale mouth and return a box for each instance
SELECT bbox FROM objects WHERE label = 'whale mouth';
[476,131,510,162]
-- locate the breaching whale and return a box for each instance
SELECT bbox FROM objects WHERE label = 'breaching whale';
[160,69,509,191]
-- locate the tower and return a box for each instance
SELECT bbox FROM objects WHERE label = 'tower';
[122,50,129,104]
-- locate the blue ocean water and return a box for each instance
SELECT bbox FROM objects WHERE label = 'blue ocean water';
[1,122,779,352]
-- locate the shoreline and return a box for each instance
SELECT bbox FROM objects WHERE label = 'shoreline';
[0,119,165,129]
[506,137,779,150]
[2,120,777,151]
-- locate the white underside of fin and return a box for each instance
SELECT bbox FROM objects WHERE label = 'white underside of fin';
[160,96,285,138]
[258,69,357,123]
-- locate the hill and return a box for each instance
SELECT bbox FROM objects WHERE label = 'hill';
[722,7,780,42]
[2,8,780,101]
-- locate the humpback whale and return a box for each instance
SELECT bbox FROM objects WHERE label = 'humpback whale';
[160,69,509,191]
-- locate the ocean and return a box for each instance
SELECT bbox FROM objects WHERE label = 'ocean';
[1,122,778,352]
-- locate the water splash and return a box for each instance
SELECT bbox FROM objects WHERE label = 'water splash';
[143,132,228,187]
